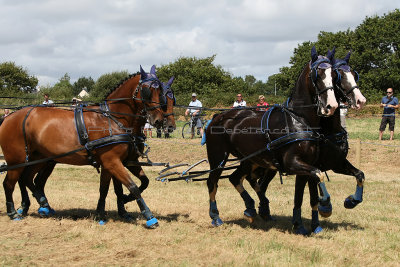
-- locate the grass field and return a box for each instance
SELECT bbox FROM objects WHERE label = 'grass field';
[0,117,400,266]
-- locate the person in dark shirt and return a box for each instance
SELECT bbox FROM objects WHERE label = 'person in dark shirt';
[379,88,399,140]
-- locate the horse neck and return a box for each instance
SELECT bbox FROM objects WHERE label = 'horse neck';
[289,66,320,127]
[106,75,142,127]
[320,108,343,134]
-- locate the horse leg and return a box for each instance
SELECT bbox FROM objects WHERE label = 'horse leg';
[207,170,224,227]
[31,161,57,216]
[17,178,31,216]
[293,175,309,235]
[332,159,365,209]
[95,168,112,224]
[3,168,25,220]
[229,165,257,223]
[103,160,158,228]
[250,168,276,221]
[307,177,323,234]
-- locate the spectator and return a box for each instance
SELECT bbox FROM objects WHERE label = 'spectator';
[2,109,10,118]
[144,120,153,138]
[379,88,399,140]
[185,93,203,138]
[256,95,269,111]
[233,93,246,108]
[71,97,82,108]
[43,93,54,106]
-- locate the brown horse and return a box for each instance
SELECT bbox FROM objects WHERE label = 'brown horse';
[204,46,338,227]
[0,68,165,227]
[15,71,176,224]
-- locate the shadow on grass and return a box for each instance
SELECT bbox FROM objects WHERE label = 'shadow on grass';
[225,214,364,234]
[20,208,187,225]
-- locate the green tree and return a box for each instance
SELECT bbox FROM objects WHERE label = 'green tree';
[0,61,38,94]
[40,73,74,100]
[90,71,130,100]
[157,55,247,107]
[73,76,95,96]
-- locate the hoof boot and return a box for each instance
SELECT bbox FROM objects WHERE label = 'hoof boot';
[244,209,257,223]
[344,196,362,209]
[312,226,323,234]
[294,226,309,236]
[98,220,107,226]
[146,217,159,229]
[211,218,223,227]
[38,207,55,217]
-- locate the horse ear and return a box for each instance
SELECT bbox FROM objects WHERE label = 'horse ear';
[167,76,175,86]
[140,65,147,79]
[150,65,157,75]
[311,46,318,63]
[327,47,336,62]
[344,51,351,63]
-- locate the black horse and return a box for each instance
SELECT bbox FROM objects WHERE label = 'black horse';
[204,46,338,227]
[292,50,367,234]
[224,49,367,235]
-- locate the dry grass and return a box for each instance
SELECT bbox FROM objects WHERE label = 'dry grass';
[0,121,400,266]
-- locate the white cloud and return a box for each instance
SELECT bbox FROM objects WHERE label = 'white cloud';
[0,0,398,86]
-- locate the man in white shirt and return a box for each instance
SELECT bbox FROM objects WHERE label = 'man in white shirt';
[42,94,54,106]
[185,93,203,138]
[233,93,246,108]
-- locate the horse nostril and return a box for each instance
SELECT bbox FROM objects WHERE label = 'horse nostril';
[326,104,332,110]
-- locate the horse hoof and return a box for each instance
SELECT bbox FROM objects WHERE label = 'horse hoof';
[211,218,224,227]
[98,220,107,226]
[244,209,257,223]
[146,217,159,229]
[312,226,323,234]
[38,207,55,217]
[344,196,362,209]
[318,203,332,218]
[294,226,309,236]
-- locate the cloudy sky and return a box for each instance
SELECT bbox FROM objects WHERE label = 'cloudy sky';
[0,0,398,87]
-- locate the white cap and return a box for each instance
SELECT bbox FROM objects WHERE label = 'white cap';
[192,93,197,97]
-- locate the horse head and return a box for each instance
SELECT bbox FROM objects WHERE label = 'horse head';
[309,46,338,116]
[139,65,165,127]
[330,50,366,109]
[162,76,176,132]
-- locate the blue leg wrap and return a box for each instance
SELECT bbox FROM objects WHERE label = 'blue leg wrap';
[292,209,308,235]
[209,201,223,227]
[311,210,323,234]
[344,185,363,209]
[240,191,257,218]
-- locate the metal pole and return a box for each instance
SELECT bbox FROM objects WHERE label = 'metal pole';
[274,81,277,96]
[355,138,361,168]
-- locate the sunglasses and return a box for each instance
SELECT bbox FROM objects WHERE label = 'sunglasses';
[237,95,242,97]
[387,91,393,94]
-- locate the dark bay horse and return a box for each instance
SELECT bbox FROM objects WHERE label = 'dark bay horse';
[227,50,367,235]
[292,50,367,234]
[0,68,165,227]
[204,47,338,227]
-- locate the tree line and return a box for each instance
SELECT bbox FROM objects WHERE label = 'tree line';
[1,9,398,107]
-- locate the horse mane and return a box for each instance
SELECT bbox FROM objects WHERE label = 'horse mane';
[288,62,309,100]
[104,72,140,98]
